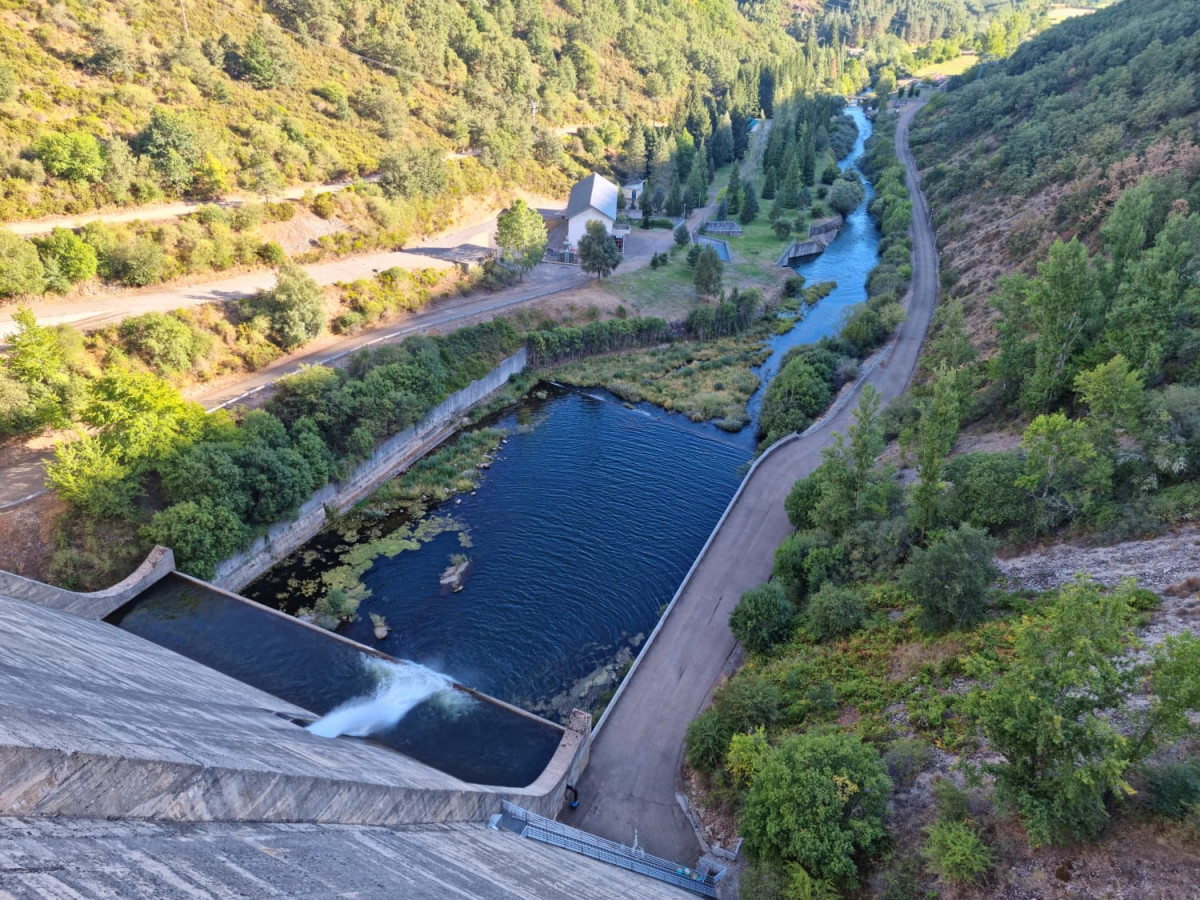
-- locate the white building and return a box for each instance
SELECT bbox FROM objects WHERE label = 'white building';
[565,173,619,247]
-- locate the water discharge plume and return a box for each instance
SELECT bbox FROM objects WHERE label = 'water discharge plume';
[307,657,458,738]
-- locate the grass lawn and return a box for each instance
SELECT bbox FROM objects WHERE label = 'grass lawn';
[913,53,979,79]
[1047,4,1099,23]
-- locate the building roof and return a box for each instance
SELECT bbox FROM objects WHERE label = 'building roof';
[565,173,618,222]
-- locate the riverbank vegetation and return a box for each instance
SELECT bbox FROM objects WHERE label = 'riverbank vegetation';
[689,3,1200,896]
[756,116,912,447]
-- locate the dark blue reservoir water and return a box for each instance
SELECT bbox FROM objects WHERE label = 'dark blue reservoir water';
[246,387,752,719]
[243,104,880,721]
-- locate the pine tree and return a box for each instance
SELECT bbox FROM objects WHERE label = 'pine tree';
[624,121,647,177]
[761,166,777,200]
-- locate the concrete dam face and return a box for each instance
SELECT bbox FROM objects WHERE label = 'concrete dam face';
[0,556,706,898]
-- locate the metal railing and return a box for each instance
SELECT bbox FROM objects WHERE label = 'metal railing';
[501,801,719,897]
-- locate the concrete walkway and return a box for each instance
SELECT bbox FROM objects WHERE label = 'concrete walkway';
[565,98,936,863]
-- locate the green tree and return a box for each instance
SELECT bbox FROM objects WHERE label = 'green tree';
[33,131,105,182]
[268,261,325,350]
[577,220,621,279]
[244,149,284,200]
[6,305,64,385]
[807,582,865,640]
[1020,239,1102,413]
[730,581,794,655]
[192,151,229,199]
[623,121,646,177]
[106,238,166,286]
[45,435,138,519]
[494,199,547,277]
[761,166,777,200]
[902,523,996,632]
[909,365,960,534]
[827,179,865,216]
[693,245,723,297]
[34,228,98,292]
[242,27,284,89]
[738,177,759,224]
[0,231,45,297]
[146,498,249,580]
[742,732,892,889]
[970,579,1139,845]
[379,147,448,199]
[1073,355,1145,447]
[1016,412,1112,534]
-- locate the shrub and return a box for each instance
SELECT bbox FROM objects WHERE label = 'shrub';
[742,732,892,889]
[312,192,337,219]
[1146,760,1200,819]
[685,706,732,773]
[673,223,690,246]
[730,581,794,655]
[146,498,249,580]
[106,238,167,286]
[921,821,993,885]
[35,228,98,291]
[714,670,784,734]
[0,231,45,296]
[806,582,864,640]
[884,738,930,789]
[257,241,287,264]
[783,275,804,298]
[784,474,821,528]
[268,261,324,350]
[945,452,1031,534]
[901,524,996,633]
[119,313,210,376]
[34,131,105,182]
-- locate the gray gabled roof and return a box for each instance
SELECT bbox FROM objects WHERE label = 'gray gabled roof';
[565,173,618,221]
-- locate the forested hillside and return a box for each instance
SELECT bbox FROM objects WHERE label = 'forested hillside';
[684,3,1200,897]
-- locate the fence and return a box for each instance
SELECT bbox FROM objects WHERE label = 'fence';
[500,802,722,897]
[699,220,742,236]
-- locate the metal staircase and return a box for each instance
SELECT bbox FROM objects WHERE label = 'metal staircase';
[496,801,724,897]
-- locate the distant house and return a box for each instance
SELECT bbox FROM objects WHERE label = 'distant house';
[565,173,619,246]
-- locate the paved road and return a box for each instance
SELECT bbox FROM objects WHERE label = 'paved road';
[0,202,692,505]
[565,98,935,863]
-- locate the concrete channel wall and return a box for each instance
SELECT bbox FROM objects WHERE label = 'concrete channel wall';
[214,348,528,592]
[0,546,176,621]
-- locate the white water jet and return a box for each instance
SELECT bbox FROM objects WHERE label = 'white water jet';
[306,657,459,739]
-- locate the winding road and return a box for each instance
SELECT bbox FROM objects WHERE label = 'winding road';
[565,97,936,863]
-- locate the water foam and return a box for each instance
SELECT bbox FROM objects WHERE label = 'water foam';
[307,657,458,738]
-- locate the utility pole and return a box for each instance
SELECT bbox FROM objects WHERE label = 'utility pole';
[179,0,190,37]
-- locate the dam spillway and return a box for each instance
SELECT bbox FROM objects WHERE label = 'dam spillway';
[106,572,562,788]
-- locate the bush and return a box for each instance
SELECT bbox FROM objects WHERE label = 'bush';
[119,313,210,376]
[146,498,249,581]
[901,524,997,633]
[268,261,324,350]
[257,241,286,265]
[921,821,993,885]
[0,231,45,296]
[673,223,690,246]
[714,670,784,734]
[885,738,930,789]
[685,706,732,773]
[784,474,821,528]
[742,732,892,889]
[730,581,794,655]
[1146,760,1200,819]
[312,192,337,219]
[772,219,792,240]
[783,275,804,298]
[945,452,1031,534]
[35,228,98,291]
[34,130,105,182]
[806,582,864,640]
[106,238,167,286]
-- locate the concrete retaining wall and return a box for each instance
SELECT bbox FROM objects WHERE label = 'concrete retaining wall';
[0,546,176,621]
[214,348,527,593]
